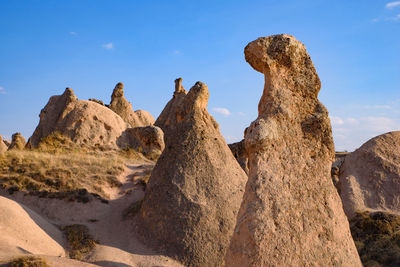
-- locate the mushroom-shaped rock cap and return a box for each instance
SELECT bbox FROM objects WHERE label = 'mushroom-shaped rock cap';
[245,34,321,99]
[111,82,124,98]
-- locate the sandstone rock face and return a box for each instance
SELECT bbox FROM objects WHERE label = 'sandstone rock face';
[109,82,155,127]
[226,35,361,266]
[228,140,249,175]
[0,196,65,257]
[339,131,400,218]
[155,78,188,144]
[118,126,165,156]
[0,135,7,152]
[27,88,127,149]
[139,82,247,267]
[8,133,26,150]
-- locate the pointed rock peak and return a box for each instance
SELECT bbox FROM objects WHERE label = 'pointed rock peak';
[62,87,77,102]
[112,82,124,99]
[183,81,209,113]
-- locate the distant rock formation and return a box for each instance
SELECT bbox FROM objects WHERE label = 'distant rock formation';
[226,35,361,266]
[139,82,247,267]
[0,135,7,152]
[228,140,248,174]
[8,133,26,150]
[155,78,188,144]
[339,131,400,218]
[27,88,127,149]
[118,126,165,157]
[109,82,154,127]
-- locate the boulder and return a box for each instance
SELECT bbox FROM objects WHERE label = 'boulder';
[339,131,400,218]
[155,78,188,144]
[228,140,248,174]
[27,88,128,149]
[225,35,361,266]
[8,133,26,150]
[0,135,7,152]
[138,82,247,267]
[118,126,165,157]
[109,82,155,127]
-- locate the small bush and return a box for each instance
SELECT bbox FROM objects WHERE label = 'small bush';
[350,211,400,267]
[9,256,49,267]
[61,224,97,260]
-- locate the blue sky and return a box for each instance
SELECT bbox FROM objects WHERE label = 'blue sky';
[0,0,399,151]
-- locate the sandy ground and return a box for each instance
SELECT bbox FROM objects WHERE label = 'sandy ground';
[0,159,182,267]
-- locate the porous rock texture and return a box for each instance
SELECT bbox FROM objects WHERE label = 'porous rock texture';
[155,78,188,144]
[118,126,165,156]
[138,82,247,267]
[0,135,7,152]
[339,131,400,218]
[109,82,155,127]
[228,140,249,175]
[27,88,128,149]
[8,133,26,150]
[225,35,361,266]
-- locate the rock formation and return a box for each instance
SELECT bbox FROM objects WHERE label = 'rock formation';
[339,131,400,218]
[0,196,65,257]
[155,78,188,144]
[0,135,7,152]
[27,88,127,149]
[118,126,165,157]
[225,35,361,266]
[138,82,247,267]
[8,133,26,150]
[228,140,249,174]
[109,82,155,127]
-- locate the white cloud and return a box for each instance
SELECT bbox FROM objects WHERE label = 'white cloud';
[0,86,6,95]
[173,50,181,55]
[212,107,231,116]
[69,31,77,35]
[386,1,400,8]
[331,115,400,151]
[102,43,113,49]
[362,105,392,109]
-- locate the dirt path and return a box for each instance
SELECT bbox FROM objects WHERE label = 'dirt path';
[0,160,182,267]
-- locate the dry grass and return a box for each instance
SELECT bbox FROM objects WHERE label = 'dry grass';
[0,149,126,201]
[350,211,400,267]
[61,224,97,260]
[8,256,49,267]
